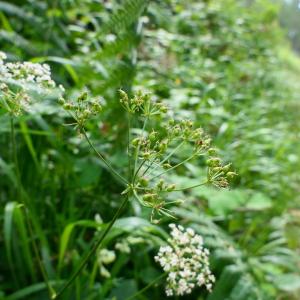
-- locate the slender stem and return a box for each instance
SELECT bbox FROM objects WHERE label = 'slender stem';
[125,273,166,300]
[172,180,208,192]
[10,116,56,298]
[82,129,128,185]
[133,116,148,179]
[133,159,146,184]
[132,189,146,206]
[148,141,185,176]
[53,195,130,299]
[141,157,157,177]
[127,113,132,181]
[148,153,197,182]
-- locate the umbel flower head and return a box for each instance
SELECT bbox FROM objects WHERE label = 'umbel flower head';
[0,51,55,88]
[0,51,61,116]
[155,224,215,297]
[118,90,236,223]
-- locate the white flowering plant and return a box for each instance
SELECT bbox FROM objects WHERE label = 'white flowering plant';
[155,224,215,297]
[0,51,235,299]
[0,51,62,116]
[49,89,235,298]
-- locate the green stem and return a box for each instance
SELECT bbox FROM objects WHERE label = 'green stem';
[53,195,130,299]
[133,159,146,184]
[148,141,185,176]
[172,180,208,192]
[125,273,166,300]
[141,157,157,177]
[133,116,148,180]
[127,113,132,181]
[148,153,197,182]
[82,129,128,185]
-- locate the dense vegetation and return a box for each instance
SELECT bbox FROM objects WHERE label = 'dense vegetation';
[0,0,299,299]
[279,0,300,53]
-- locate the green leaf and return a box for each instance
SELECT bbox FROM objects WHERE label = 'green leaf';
[19,119,40,170]
[4,202,18,284]
[272,273,300,292]
[245,192,272,210]
[58,220,100,273]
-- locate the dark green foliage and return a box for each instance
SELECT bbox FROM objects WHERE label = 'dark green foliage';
[0,0,300,299]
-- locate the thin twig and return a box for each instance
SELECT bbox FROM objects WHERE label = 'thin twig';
[82,128,128,185]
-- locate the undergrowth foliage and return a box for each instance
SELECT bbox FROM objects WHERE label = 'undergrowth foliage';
[0,51,235,298]
[0,0,300,300]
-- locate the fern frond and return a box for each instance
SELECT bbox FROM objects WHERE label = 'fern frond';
[101,0,149,34]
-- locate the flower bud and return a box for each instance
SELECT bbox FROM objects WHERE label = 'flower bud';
[149,131,157,142]
[166,184,176,191]
[58,97,65,105]
[119,89,128,103]
[208,148,217,155]
[159,105,168,113]
[83,109,91,118]
[142,151,151,160]
[78,91,88,101]
[139,177,149,187]
[157,179,164,190]
[63,103,73,110]
[222,163,231,173]
[92,102,102,113]
[163,163,172,169]
[143,193,156,202]
[226,172,237,179]
[168,119,175,126]
[207,157,221,167]
[0,83,8,92]
[187,120,193,128]
[131,138,140,147]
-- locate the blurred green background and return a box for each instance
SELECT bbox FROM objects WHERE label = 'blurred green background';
[0,0,299,299]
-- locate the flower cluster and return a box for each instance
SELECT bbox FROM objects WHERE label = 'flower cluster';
[0,83,31,116]
[0,51,60,116]
[119,89,167,116]
[0,52,55,88]
[97,248,116,278]
[131,119,211,163]
[117,90,236,222]
[59,91,103,129]
[206,154,237,188]
[155,224,215,297]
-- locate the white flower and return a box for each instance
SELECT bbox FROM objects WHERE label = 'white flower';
[115,240,131,254]
[155,224,215,296]
[187,228,195,236]
[98,249,116,264]
[0,52,63,116]
[0,53,57,89]
[97,248,116,278]
[105,34,116,43]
